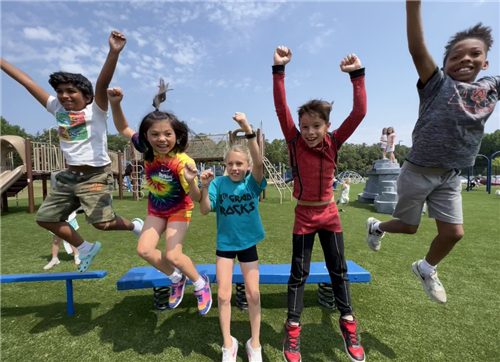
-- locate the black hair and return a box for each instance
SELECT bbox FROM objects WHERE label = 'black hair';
[48,72,94,104]
[443,22,494,67]
[138,110,190,162]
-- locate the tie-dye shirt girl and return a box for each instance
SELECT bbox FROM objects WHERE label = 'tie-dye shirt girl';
[132,133,197,220]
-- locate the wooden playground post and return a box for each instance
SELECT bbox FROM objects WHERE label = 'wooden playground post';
[130,141,139,201]
[25,138,35,214]
[118,151,124,200]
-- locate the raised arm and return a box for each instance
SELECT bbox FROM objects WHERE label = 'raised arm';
[406,0,437,84]
[107,87,136,140]
[183,163,201,203]
[272,46,299,142]
[95,31,126,112]
[1,58,50,108]
[333,54,367,145]
[233,113,263,184]
[199,170,215,215]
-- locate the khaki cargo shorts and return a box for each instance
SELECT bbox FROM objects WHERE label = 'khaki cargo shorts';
[393,162,463,225]
[36,167,116,224]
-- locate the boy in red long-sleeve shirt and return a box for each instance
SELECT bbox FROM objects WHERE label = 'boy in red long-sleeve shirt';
[273,46,367,362]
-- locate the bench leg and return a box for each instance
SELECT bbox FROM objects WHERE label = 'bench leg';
[236,283,248,311]
[153,287,171,312]
[66,279,74,316]
[318,283,336,310]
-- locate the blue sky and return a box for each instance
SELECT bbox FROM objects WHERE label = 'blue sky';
[1,0,499,147]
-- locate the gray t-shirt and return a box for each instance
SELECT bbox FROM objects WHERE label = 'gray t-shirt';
[407,68,500,169]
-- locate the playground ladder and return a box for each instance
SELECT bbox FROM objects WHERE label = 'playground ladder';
[262,156,292,204]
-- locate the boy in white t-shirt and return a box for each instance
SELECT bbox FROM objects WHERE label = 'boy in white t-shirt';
[1,31,143,273]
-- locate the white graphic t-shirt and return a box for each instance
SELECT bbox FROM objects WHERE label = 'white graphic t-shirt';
[46,96,111,167]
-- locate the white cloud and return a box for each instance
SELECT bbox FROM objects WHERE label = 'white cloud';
[120,14,129,20]
[93,10,107,17]
[205,2,282,30]
[23,26,60,42]
[301,28,336,54]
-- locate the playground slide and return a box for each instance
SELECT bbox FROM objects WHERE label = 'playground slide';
[0,166,24,195]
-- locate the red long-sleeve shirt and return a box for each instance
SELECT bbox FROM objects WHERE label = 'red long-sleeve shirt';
[273,65,367,202]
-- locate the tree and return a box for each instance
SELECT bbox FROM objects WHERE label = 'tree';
[107,133,130,152]
[264,138,288,166]
[32,128,59,144]
[479,130,500,157]
[1,117,31,139]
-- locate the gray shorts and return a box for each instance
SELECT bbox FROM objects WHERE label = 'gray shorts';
[393,162,463,225]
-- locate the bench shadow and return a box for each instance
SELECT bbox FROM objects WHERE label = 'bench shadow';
[1,302,99,335]
[348,200,376,212]
[92,294,283,361]
[1,290,395,361]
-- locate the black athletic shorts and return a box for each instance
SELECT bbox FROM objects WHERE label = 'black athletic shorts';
[216,245,258,263]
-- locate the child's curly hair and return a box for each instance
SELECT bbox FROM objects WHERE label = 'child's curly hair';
[443,22,494,67]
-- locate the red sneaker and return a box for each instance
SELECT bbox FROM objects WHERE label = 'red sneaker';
[339,317,365,362]
[283,321,301,362]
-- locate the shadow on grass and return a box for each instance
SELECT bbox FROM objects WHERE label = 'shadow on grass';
[0,205,39,217]
[348,200,376,212]
[1,291,396,361]
[1,302,100,335]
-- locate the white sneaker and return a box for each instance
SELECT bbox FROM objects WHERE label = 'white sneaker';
[246,339,262,362]
[131,218,144,238]
[366,217,384,251]
[74,255,81,265]
[44,258,60,270]
[411,260,447,304]
[222,336,238,362]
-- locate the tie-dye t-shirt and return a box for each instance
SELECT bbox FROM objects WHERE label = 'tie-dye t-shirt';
[132,133,197,218]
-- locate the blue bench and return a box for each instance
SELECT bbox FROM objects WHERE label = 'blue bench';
[0,271,107,316]
[117,262,370,311]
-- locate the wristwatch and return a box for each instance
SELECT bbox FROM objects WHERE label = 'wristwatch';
[245,131,257,139]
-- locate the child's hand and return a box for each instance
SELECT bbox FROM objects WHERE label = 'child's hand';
[107,87,123,104]
[184,163,199,183]
[109,30,126,53]
[232,113,252,134]
[340,54,362,73]
[200,170,214,187]
[274,46,292,66]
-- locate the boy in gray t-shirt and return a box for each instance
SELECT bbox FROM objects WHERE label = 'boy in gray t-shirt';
[366,0,499,305]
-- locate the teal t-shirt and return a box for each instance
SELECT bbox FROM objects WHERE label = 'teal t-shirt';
[209,174,267,251]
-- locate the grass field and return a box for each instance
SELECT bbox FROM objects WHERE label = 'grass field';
[1,183,499,362]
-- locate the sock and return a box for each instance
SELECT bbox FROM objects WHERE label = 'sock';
[51,258,59,262]
[132,220,143,234]
[342,315,354,321]
[76,241,94,256]
[419,258,436,275]
[192,276,206,291]
[288,321,300,326]
[373,221,383,233]
[168,268,183,284]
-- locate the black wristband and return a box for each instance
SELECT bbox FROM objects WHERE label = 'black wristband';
[349,67,365,79]
[245,132,257,139]
[272,65,285,74]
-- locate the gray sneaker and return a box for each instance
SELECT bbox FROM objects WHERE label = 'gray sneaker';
[411,260,447,304]
[366,217,384,251]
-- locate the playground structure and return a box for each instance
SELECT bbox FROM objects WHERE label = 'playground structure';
[123,121,293,204]
[466,152,500,194]
[358,159,401,214]
[0,135,125,213]
[337,171,365,184]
